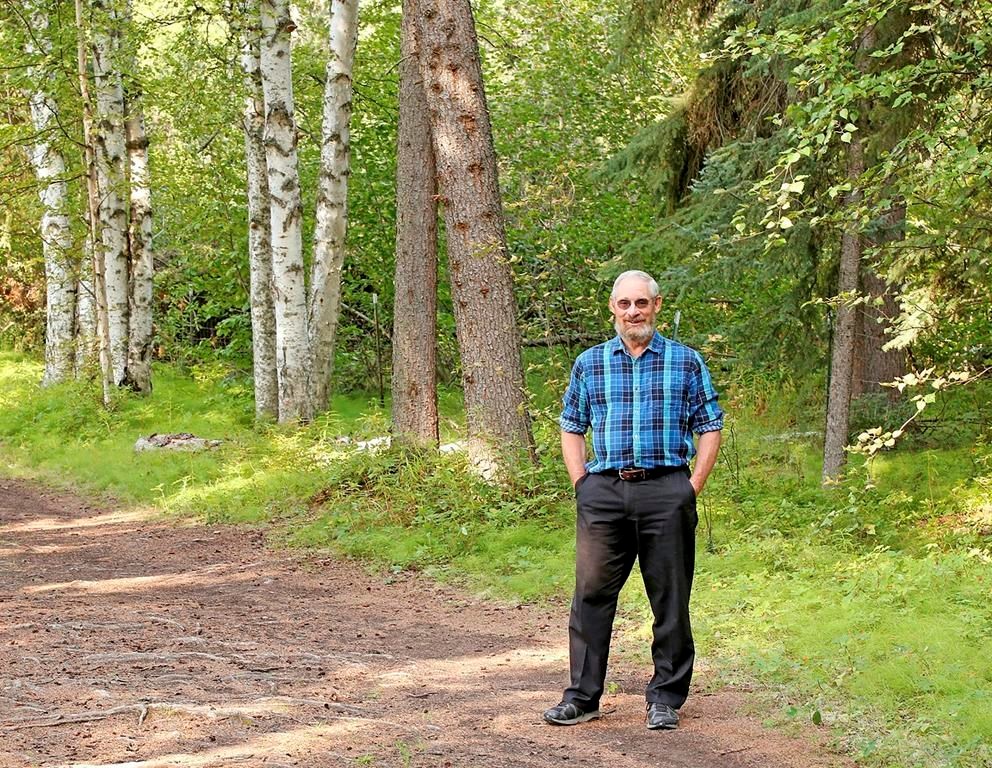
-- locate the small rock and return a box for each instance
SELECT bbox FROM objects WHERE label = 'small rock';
[134,433,223,452]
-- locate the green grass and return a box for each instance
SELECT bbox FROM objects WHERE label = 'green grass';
[1,350,990,767]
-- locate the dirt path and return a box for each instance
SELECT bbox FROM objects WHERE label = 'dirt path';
[0,479,851,768]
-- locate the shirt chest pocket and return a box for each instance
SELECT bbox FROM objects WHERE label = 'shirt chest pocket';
[647,379,690,416]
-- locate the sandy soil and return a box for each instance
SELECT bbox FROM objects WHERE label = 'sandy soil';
[0,478,853,768]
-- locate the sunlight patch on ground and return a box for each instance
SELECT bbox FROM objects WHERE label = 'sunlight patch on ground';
[377,645,567,692]
[0,542,87,557]
[0,508,154,534]
[61,720,370,768]
[21,564,271,596]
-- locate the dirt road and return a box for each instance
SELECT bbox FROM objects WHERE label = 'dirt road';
[0,479,850,768]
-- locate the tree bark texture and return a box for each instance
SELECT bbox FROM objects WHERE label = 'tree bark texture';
[241,7,278,420]
[823,29,878,483]
[124,90,154,394]
[308,0,359,414]
[823,134,865,482]
[91,0,131,388]
[25,3,77,386]
[391,0,439,448]
[851,204,907,399]
[259,0,311,422]
[76,0,114,403]
[852,272,906,398]
[414,0,534,464]
[75,237,98,374]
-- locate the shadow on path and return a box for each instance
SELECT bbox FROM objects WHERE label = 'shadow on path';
[0,479,851,768]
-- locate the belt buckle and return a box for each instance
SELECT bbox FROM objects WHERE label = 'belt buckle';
[618,467,647,481]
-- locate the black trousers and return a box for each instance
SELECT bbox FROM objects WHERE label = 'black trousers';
[564,470,697,710]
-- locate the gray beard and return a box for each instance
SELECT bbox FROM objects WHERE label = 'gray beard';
[615,320,655,344]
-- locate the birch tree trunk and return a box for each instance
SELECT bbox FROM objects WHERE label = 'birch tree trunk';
[415,0,534,467]
[391,0,439,448]
[241,4,278,420]
[25,3,77,386]
[124,88,154,394]
[307,0,359,413]
[259,0,311,422]
[76,0,113,402]
[75,236,98,374]
[91,0,131,387]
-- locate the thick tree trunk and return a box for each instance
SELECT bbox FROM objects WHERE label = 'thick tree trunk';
[259,0,311,422]
[851,205,907,399]
[125,92,154,394]
[822,194,861,481]
[308,0,359,413]
[91,0,130,387]
[415,0,534,466]
[241,7,278,421]
[852,272,906,399]
[76,0,113,402]
[25,3,77,386]
[391,0,439,448]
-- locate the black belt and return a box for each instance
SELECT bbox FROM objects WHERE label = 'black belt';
[597,466,687,482]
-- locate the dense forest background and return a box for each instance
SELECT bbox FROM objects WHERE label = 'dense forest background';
[1,1,991,766]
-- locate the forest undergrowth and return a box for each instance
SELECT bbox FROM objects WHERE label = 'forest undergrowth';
[0,351,989,768]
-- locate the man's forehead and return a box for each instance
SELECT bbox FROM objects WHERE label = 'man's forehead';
[612,277,657,299]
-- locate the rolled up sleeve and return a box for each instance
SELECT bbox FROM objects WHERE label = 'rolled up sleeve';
[560,358,590,434]
[688,354,724,434]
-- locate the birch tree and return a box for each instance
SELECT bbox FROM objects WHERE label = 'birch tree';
[259,0,310,422]
[240,2,278,420]
[75,238,98,374]
[75,0,114,402]
[123,15,153,394]
[391,0,439,447]
[415,0,534,464]
[91,0,131,387]
[24,1,77,386]
[308,0,359,413]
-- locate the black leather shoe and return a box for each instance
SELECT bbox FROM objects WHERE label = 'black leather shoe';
[646,702,679,730]
[543,701,602,725]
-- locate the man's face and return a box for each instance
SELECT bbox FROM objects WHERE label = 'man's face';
[610,277,662,344]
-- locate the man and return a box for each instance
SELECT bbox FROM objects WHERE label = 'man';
[543,270,724,731]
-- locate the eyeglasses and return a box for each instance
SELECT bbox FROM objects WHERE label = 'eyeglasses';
[614,298,655,310]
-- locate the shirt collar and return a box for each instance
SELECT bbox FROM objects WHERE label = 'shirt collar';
[610,331,666,356]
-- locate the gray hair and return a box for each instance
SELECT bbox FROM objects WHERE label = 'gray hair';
[611,270,660,300]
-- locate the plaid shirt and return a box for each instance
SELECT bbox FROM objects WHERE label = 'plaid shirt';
[560,331,724,472]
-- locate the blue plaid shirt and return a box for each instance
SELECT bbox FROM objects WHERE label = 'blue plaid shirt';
[560,332,724,472]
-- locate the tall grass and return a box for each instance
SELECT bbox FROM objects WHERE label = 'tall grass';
[1,350,989,767]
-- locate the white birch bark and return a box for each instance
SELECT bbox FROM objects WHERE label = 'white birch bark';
[308,0,359,414]
[259,0,311,422]
[241,5,278,420]
[124,101,153,393]
[75,235,98,374]
[91,0,130,387]
[76,0,113,403]
[25,3,77,386]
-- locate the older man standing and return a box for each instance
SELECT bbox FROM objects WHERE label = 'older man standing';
[543,270,724,730]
